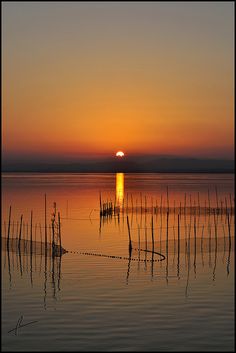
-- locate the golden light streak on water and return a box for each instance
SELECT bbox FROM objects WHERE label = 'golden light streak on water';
[116,173,124,206]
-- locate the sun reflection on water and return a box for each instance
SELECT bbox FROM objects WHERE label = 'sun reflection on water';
[116,173,124,206]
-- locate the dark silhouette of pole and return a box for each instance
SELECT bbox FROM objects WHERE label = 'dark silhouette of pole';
[127,216,132,254]
[18,215,23,251]
[45,194,47,256]
[58,212,62,254]
[7,206,12,249]
[151,215,154,253]
[30,210,33,255]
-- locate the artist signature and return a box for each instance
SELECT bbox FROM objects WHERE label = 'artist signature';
[8,315,38,335]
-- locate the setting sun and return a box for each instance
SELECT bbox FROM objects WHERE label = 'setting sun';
[116,151,125,157]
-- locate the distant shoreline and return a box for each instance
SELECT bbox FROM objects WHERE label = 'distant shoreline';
[2,156,234,174]
[2,170,234,174]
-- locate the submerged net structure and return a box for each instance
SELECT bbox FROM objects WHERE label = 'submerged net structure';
[1,237,67,257]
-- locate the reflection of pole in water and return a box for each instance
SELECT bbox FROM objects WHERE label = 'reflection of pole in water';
[18,247,23,277]
[184,214,187,268]
[208,219,212,268]
[116,173,124,207]
[145,222,147,269]
[177,214,180,279]
[138,225,141,266]
[227,214,231,276]
[7,206,12,249]
[7,247,12,289]
[193,216,197,278]
[58,256,62,291]
[185,224,191,298]
[44,255,47,310]
[45,194,47,257]
[160,211,163,268]
[213,210,218,281]
[52,255,56,299]
[126,250,132,285]
[201,225,204,267]
[151,250,154,279]
[222,224,226,263]
[166,212,169,284]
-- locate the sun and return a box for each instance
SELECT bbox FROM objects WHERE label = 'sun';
[116,151,125,157]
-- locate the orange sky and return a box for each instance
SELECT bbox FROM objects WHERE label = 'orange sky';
[2,2,234,159]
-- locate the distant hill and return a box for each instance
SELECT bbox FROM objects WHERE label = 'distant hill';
[2,155,234,173]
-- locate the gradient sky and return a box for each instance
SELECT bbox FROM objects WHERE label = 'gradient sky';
[2,2,234,160]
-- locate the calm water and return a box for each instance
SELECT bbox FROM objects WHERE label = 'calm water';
[2,173,235,351]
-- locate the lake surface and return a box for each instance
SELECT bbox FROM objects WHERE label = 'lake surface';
[2,173,235,351]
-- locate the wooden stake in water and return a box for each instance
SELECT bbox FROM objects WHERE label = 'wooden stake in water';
[30,210,33,255]
[215,186,219,210]
[197,192,200,214]
[12,221,15,238]
[126,193,129,214]
[194,216,197,266]
[4,221,6,238]
[177,214,180,260]
[18,215,23,250]
[138,224,140,250]
[229,194,232,214]
[184,193,186,214]
[208,189,211,214]
[225,197,228,215]
[166,186,169,212]
[45,194,47,254]
[140,193,142,214]
[127,216,132,252]
[52,203,56,255]
[58,212,62,254]
[166,212,169,282]
[99,192,102,213]
[213,209,217,239]
[7,206,12,249]
[151,215,154,253]
[40,223,43,254]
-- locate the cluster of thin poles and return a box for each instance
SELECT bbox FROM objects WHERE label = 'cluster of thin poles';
[99,187,234,219]
[3,195,64,257]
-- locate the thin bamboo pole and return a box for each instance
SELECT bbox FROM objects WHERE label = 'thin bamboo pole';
[215,186,219,210]
[58,212,62,254]
[30,210,33,255]
[127,216,132,252]
[7,206,11,249]
[166,186,169,212]
[45,194,47,255]
[151,215,154,253]
[208,189,211,214]
[18,215,23,250]
[177,214,180,262]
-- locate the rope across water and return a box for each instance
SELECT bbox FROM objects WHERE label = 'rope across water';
[68,248,166,262]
